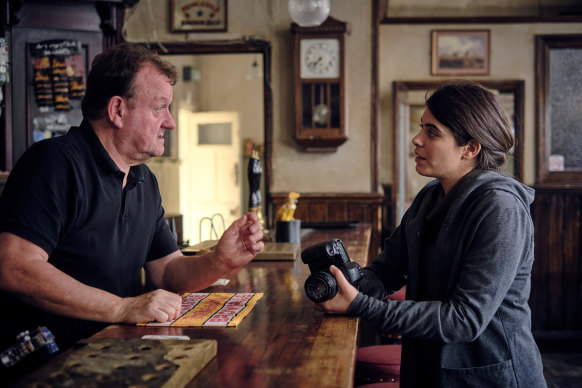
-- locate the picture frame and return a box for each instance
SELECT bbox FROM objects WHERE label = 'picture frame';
[431,30,490,75]
[170,0,227,33]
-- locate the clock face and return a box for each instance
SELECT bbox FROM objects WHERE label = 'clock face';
[300,38,340,79]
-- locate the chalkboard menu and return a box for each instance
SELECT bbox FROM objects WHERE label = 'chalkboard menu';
[28,39,86,143]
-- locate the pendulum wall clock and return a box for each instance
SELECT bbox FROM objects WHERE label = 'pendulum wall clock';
[291,16,350,152]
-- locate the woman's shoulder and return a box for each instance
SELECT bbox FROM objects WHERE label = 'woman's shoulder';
[465,171,534,211]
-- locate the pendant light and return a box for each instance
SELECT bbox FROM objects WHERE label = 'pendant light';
[288,0,330,27]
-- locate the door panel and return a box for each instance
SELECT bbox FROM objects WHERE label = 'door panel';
[179,110,241,244]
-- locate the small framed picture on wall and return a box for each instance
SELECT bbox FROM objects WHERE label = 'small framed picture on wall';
[431,30,490,75]
[171,0,228,33]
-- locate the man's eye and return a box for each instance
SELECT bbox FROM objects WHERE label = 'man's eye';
[155,107,165,112]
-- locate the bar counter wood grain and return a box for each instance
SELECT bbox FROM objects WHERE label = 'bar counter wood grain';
[90,224,371,387]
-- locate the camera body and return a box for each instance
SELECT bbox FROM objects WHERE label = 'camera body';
[301,239,364,303]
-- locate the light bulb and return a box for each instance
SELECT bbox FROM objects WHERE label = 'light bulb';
[288,0,330,27]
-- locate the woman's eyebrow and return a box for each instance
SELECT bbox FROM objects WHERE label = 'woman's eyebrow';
[422,122,439,130]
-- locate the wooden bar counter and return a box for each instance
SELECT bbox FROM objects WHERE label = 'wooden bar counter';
[88,224,371,387]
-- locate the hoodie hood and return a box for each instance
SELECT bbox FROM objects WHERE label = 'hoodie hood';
[454,170,534,211]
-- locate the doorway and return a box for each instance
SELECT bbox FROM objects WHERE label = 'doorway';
[178,110,241,244]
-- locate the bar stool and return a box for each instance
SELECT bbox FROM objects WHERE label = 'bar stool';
[355,287,405,386]
[355,344,401,386]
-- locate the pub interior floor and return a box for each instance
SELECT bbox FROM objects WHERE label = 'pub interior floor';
[539,338,582,388]
[358,324,582,388]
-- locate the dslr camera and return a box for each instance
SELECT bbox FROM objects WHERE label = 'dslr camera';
[301,239,364,303]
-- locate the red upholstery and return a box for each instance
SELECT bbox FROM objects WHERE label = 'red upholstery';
[355,344,401,385]
[387,287,406,301]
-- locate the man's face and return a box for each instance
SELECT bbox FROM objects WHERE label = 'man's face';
[119,63,175,165]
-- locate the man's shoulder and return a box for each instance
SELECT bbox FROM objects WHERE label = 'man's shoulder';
[28,126,85,156]
[8,128,92,184]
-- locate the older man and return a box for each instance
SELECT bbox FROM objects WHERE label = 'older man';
[0,43,264,354]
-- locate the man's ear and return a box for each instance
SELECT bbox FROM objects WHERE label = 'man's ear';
[107,96,124,128]
[463,139,481,161]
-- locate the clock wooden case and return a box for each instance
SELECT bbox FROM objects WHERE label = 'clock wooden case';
[291,16,350,152]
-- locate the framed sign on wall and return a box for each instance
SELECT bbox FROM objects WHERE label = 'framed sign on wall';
[431,30,490,76]
[28,39,88,144]
[171,0,228,33]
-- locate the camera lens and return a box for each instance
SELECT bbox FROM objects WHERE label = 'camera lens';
[304,271,337,303]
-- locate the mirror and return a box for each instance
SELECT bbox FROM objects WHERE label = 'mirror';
[393,80,524,224]
[142,40,272,245]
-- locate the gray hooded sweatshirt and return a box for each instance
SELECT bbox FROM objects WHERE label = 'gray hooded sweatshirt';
[348,170,546,388]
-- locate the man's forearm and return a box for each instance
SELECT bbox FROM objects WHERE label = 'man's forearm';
[3,258,123,323]
[161,253,228,293]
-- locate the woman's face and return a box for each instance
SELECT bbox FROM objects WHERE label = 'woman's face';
[412,108,474,193]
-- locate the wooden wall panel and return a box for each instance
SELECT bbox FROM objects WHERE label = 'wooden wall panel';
[530,188,582,339]
[270,193,383,261]
[348,204,369,223]
[564,195,581,328]
[531,192,550,331]
[328,203,348,222]
[548,194,564,329]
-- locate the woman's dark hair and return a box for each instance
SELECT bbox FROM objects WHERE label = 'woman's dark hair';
[81,42,178,120]
[425,80,514,172]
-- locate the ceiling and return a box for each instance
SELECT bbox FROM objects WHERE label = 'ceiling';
[385,0,582,18]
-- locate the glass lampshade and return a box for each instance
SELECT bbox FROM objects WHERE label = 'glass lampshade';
[288,0,330,27]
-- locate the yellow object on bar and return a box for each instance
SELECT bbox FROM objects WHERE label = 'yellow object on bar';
[276,191,300,221]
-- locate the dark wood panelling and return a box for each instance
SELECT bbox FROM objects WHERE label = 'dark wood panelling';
[270,192,383,262]
[531,188,582,339]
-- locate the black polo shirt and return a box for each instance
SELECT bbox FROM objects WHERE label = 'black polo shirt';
[0,119,178,350]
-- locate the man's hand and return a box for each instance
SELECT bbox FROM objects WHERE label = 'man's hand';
[314,265,359,314]
[114,289,183,323]
[213,212,264,272]
[150,212,265,293]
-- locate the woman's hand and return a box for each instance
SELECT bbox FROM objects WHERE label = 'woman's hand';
[314,265,359,314]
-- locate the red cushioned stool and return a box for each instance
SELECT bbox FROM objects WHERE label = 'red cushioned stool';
[358,383,400,388]
[355,344,401,386]
[387,287,406,301]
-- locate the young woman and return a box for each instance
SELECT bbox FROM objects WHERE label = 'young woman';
[316,80,546,387]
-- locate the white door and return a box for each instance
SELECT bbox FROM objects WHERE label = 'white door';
[179,110,241,244]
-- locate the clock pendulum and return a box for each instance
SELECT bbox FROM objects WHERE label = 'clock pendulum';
[313,84,328,125]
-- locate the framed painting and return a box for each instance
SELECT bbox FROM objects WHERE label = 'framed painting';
[171,0,228,33]
[431,30,490,75]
